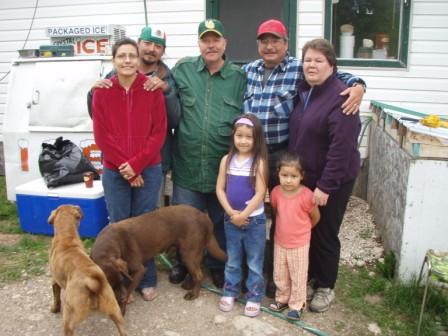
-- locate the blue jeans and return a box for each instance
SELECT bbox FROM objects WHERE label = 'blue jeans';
[102,165,162,289]
[223,213,266,303]
[171,183,226,269]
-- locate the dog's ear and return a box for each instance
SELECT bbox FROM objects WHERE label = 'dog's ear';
[48,209,58,225]
[71,205,83,221]
[111,258,133,281]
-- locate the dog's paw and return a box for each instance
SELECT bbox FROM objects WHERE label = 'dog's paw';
[50,305,61,313]
[183,291,198,301]
[181,274,194,290]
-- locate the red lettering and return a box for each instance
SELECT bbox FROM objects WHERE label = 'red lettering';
[82,39,95,54]
[76,41,82,54]
[96,38,108,54]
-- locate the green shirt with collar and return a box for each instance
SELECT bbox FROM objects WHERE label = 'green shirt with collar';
[172,56,247,193]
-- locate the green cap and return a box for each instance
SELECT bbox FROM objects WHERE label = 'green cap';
[139,26,166,47]
[198,19,225,38]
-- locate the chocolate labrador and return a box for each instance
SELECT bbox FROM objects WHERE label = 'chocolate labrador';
[91,204,227,314]
[48,205,127,336]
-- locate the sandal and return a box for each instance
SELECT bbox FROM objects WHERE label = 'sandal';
[286,309,302,321]
[219,296,235,312]
[140,287,158,301]
[244,301,261,317]
[268,301,288,312]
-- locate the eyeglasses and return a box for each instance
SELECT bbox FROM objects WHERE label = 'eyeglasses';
[257,38,285,47]
[115,53,138,60]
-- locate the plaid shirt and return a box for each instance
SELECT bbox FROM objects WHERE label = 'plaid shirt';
[242,56,363,146]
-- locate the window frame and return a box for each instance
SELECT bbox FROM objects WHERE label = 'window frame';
[324,0,411,68]
[206,0,297,64]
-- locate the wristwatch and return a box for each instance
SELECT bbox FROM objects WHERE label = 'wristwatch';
[353,82,366,92]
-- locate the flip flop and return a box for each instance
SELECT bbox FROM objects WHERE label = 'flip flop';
[244,301,261,317]
[219,296,235,312]
[140,287,158,301]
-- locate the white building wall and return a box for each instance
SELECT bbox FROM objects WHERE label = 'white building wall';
[1,0,448,142]
[296,0,448,115]
[0,0,204,141]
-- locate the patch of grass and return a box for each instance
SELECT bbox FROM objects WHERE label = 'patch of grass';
[337,261,448,336]
[0,176,21,233]
[377,251,396,280]
[0,235,51,282]
[359,227,373,240]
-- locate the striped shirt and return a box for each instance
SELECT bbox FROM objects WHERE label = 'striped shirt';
[242,56,364,145]
[226,156,264,217]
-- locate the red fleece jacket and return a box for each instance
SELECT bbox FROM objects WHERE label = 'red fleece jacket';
[92,73,167,176]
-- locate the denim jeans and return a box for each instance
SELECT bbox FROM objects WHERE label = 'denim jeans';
[102,164,162,288]
[171,183,226,269]
[223,213,266,303]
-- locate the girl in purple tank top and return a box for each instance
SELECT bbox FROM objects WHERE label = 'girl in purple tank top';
[216,114,268,317]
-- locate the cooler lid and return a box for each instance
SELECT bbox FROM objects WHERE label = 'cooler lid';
[15,178,104,199]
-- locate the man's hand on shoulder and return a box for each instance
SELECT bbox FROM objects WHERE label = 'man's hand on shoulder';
[91,79,113,92]
[143,75,169,93]
[340,83,365,115]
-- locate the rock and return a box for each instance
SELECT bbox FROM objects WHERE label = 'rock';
[233,316,280,335]
[364,294,382,305]
[28,313,44,321]
[368,322,382,335]
[356,260,366,267]
[213,315,227,324]
[164,331,181,336]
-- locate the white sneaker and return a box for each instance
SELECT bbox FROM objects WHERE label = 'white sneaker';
[309,288,335,312]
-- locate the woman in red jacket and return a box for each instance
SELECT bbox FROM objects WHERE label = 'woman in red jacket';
[92,37,167,301]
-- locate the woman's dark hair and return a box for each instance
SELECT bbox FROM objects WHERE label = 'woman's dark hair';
[112,37,139,58]
[277,151,305,178]
[301,38,337,71]
[226,113,268,188]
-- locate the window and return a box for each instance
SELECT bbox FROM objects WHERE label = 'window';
[325,0,411,68]
[206,0,296,64]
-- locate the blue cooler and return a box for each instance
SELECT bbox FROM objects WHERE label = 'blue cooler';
[15,178,109,237]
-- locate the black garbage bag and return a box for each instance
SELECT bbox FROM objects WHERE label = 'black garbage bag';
[38,137,100,188]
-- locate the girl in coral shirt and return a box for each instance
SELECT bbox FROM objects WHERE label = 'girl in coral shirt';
[268,152,320,320]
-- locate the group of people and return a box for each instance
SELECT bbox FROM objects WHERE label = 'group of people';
[90,18,364,320]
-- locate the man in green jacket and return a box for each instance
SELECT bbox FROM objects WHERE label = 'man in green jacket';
[169,19,246,288]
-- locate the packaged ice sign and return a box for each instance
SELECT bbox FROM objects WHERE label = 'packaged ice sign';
[47,25,126,55]
[47,25,109,37]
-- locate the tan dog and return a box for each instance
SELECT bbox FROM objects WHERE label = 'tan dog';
[48,205,127,336]
[91,205,227,314]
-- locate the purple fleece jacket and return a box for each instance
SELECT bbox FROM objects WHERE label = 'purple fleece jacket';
[288,72,360,194]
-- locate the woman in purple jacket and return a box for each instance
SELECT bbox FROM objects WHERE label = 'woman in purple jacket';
[288,38,361,313]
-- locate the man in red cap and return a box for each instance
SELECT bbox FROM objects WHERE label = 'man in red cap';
[242,19,366,307]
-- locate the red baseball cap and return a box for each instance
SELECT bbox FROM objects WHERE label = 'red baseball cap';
[257,19,288,39]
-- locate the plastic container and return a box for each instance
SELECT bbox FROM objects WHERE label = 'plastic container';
[39,45,75,57]
[18,49,39,58]
[15,178,109,237]
[357,47,372,59]
[340,35,355,58]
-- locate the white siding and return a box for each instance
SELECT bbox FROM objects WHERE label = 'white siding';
[296,0,448,115]
[1,0,448,141]
[0,0,204,140]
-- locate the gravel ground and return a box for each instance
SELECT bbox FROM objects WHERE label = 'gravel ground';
[0,196,384,336]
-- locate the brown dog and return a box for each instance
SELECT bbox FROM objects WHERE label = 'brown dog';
[91,204,227,314]
[48,205,127,336]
